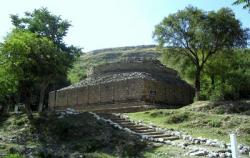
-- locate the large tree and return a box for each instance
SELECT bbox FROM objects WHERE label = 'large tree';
[0,29,68,118]
[233,0,250,10]
[153,6,248,99]
[10,8,81,111]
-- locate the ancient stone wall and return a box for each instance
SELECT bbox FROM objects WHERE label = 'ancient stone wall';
[49,78,145,111]
[48,60,195,112]
[143,80,194,106]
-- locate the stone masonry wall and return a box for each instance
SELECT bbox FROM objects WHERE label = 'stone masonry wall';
[49,78,145,111]
[143,80,194,106]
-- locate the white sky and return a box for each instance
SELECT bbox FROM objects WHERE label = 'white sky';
[0,0,249,51]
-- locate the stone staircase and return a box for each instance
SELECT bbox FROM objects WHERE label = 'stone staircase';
[98,113,180,142]
[94,113,249,158]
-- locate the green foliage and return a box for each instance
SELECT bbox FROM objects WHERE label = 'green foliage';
[0,8,81,110]
[208,119,222,128]
[233,0,250,10]
[4,154,23,158]
[154,6,248,99]
[166,112,189,124]
[10,7,81,70]
[11,8,70,44]
[200,50,250,100]
[0,29,69,114]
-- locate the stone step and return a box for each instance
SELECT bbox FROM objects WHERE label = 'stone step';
[141,131,166,136]
[118,122,135,126]
[150,134,173,138]
[111,119,130,123]
[93,106,148,113]
[125,125,151,130]
[133,129,156,133]
[163,136,179,141]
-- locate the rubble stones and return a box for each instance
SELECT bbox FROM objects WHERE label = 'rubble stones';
[119,113,250,157]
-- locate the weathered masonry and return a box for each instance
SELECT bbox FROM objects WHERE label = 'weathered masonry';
[48,60,195,112]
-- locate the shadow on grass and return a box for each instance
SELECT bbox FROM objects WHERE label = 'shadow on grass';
[29,112,147,157]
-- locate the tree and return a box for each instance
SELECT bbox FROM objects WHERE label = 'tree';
[10,8,81,111]
[233,0,250,10]
[0,53,17,113]
[153,6,248,99]
[0,29,67,118]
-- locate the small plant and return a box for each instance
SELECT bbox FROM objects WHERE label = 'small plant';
[4,154,23,158]
[166,112,189,124]
[150,111,163,117]
[208,120,222,127]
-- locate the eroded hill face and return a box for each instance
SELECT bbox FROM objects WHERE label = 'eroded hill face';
[68,45,161,83]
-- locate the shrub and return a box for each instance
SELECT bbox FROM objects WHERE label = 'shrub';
[166,112,189,124]
[150,111,163,117]
[4,154,23,158]
[208,119,222,127]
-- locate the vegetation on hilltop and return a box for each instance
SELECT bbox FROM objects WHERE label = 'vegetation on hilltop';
[153,6,248,100]
[67,45,161,83]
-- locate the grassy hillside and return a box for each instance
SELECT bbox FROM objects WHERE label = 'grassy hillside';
[0,112,147,158]
[127,100,250,146]
[68,45,161,83]
[0,112,201,158]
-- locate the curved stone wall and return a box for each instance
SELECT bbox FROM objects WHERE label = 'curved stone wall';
[48,60,195,112]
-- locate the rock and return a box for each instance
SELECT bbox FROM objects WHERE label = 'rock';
[225,152,231,157]
[220,143,227,148]
[238,144,244,150]
[9,146,26,154]
[0,143,6,149]
[70,151,83,158]
[189,150,208,156]
[164,140,172,145]
[193,139,200,144]
[208,152,219,158]
[157,138,164,142]
[239,148,248,154]
[219,153,226,158]
[58,115,64,119]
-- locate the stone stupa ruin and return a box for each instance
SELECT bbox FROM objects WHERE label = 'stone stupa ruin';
[48,59,195,112]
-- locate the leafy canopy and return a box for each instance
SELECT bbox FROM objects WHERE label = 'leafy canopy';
[11,8,71,45]
[233,0,250,10]
[1,30,65,82]
[153,6,248,99]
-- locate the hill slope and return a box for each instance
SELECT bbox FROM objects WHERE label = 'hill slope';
[68,45,161,83]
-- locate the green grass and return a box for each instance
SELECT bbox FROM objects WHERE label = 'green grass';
[3,154,23,158]
[143,145,192,158]
[127,101,250,146]
[0,112,147,157]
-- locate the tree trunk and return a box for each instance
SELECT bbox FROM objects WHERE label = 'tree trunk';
[195,69,201,100]
[38,81,49,112]
[24,96,33,120]
[38,86,46,112]
[20,83,33,120]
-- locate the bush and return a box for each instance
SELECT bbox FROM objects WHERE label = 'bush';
[150,111,163,117]
[208,119,222,128]
[4,154,23,158]
[166,112,189,124]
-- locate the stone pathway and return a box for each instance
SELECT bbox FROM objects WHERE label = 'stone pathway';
[94,112,250,158]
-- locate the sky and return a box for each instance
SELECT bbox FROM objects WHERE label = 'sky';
[0,0,249,52]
